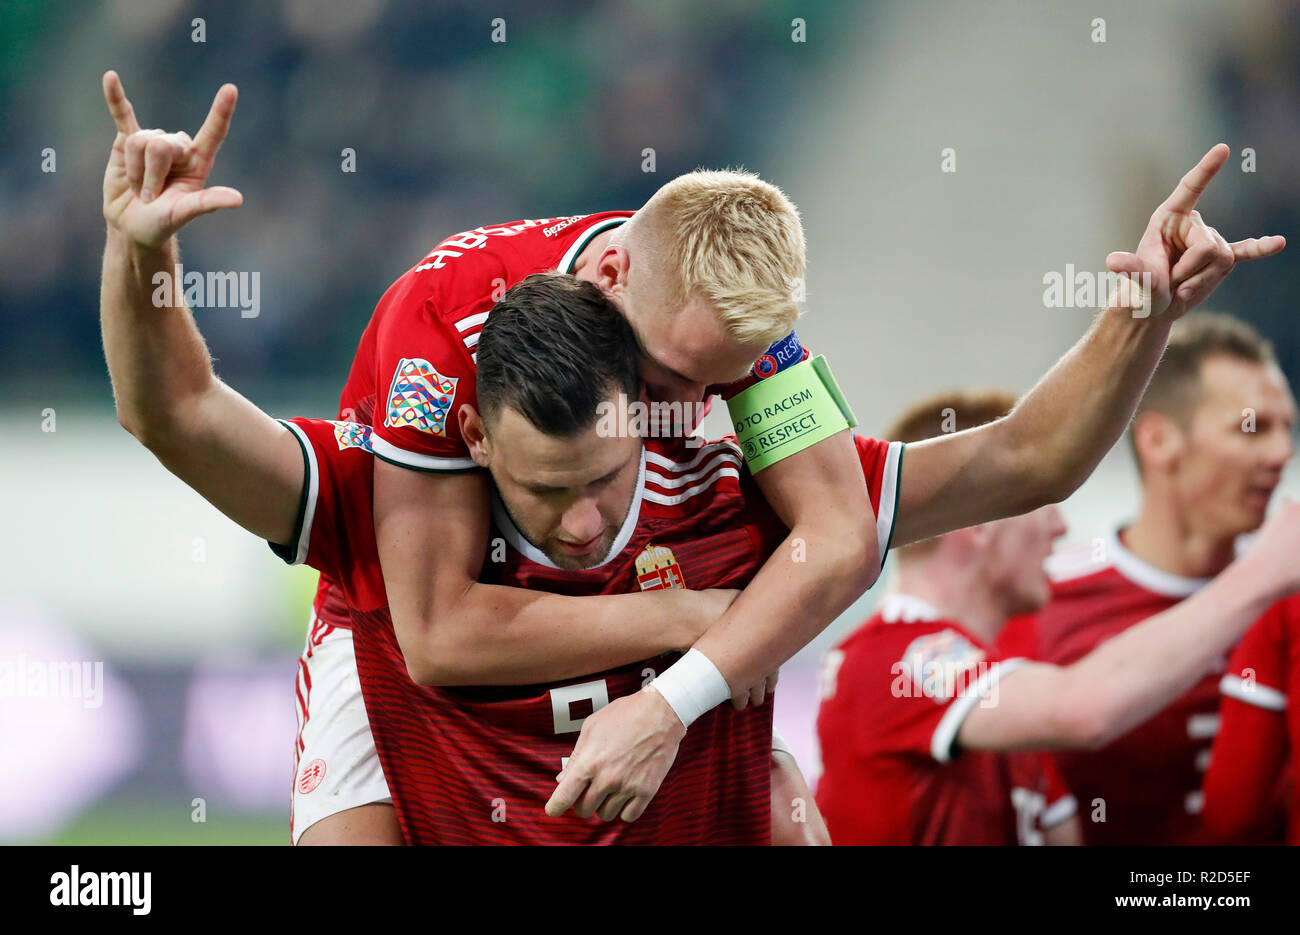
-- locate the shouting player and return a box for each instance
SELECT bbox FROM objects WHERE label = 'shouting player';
[99,72,1286,838]
[1000,312,1297,844]
[816,388,1300,846]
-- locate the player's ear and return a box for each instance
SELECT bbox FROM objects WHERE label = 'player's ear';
[1133,411,1183,474]
[594,243,630,295]
[459,404,492,467]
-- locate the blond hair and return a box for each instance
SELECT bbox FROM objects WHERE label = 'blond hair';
[627,169,805,345]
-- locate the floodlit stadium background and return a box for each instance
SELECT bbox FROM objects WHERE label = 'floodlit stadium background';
[3,0,1298,844]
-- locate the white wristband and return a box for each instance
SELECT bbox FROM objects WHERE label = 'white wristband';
[647,649,731,729]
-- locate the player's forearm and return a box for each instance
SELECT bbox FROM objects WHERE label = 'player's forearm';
[691,522,875,693]
[999,305,1171,505]
[399,583,707,686]
[1056,557,1278,749]
[101,229,217,449]
[1017,304,1172,486]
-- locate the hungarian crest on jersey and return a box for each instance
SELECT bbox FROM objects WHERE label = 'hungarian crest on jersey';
[635,543,685,591]
[385,357,458,436]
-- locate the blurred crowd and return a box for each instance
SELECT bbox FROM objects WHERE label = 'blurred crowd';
[0,0,844,395]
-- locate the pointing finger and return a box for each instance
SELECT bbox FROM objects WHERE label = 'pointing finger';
[102,70,141,135]
[193,83,238,158]
[1162,143,1230,215]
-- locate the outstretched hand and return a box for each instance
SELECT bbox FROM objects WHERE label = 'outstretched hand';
[1106,143,1284,321]
[101,70,243,249]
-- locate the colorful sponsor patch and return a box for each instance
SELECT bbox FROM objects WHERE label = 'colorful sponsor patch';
[635,543,686,591]
[899,630,987,702]
[331,421,374,451]
[385,358,458,437]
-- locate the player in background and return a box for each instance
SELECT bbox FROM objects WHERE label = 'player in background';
[98,72,1286,835]
[999,313,1297,844]
[817,392,1080,845]
[816,388,1300,845]
[1201,584,1299,844]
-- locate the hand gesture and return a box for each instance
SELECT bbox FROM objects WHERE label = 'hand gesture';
[101,70,243,249]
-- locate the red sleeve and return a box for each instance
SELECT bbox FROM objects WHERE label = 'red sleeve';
[1202,606,1290,843]
[367,266,493,472]
[995,613,1040,660]
[271,418,385,609]
[850,435,904,569]
[839,622,1021,763]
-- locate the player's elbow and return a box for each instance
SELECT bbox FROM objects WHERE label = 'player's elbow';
[116,404,172,453]
[821,506,881,592]
[399,626,475,687]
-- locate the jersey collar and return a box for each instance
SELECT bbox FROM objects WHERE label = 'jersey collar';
[1107,527,1213,598]
[559,216,629,274]
[879,593,943,624]
[490,447,647,571]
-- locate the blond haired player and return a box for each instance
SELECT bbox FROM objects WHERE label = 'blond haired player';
[99,71,1284,843]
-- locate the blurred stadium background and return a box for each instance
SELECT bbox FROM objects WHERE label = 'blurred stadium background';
[2,0,1297,843]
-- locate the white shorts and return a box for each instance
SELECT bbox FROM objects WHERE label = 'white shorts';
[291,614,392,845]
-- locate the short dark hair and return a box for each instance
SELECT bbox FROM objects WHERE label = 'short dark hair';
[1129,311,1277,469]
[476,273,639,435]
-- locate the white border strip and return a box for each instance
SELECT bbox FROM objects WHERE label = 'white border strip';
[1220,673,1287,711]
[279,420,320,566]
[557,216,628,273]
[644,440,742,474]
[454,311,490,333]
[644,451,741,489]
[877,440,903,562]
[643,467,740,506]
[1040,794,1078,830]
[1108,527,1210,598]
[930,657,1028,763]
[368,433,479,472]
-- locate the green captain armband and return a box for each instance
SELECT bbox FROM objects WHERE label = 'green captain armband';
[727,355,858,472]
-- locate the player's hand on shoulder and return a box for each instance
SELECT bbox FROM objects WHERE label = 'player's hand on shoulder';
[545,687,686,823]
[101,71,243,248]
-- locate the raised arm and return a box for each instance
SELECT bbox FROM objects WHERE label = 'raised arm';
[99,72,733,684]
[99,72,302,545]
[893,145,1285,546]
[958,500,1300,753]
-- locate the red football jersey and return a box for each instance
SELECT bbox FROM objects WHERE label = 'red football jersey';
[313,213,811,632]
[815,593,1061,845]
[277,418,903,844]
[1203,595,1299,844]
[1017,528,1227,845]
